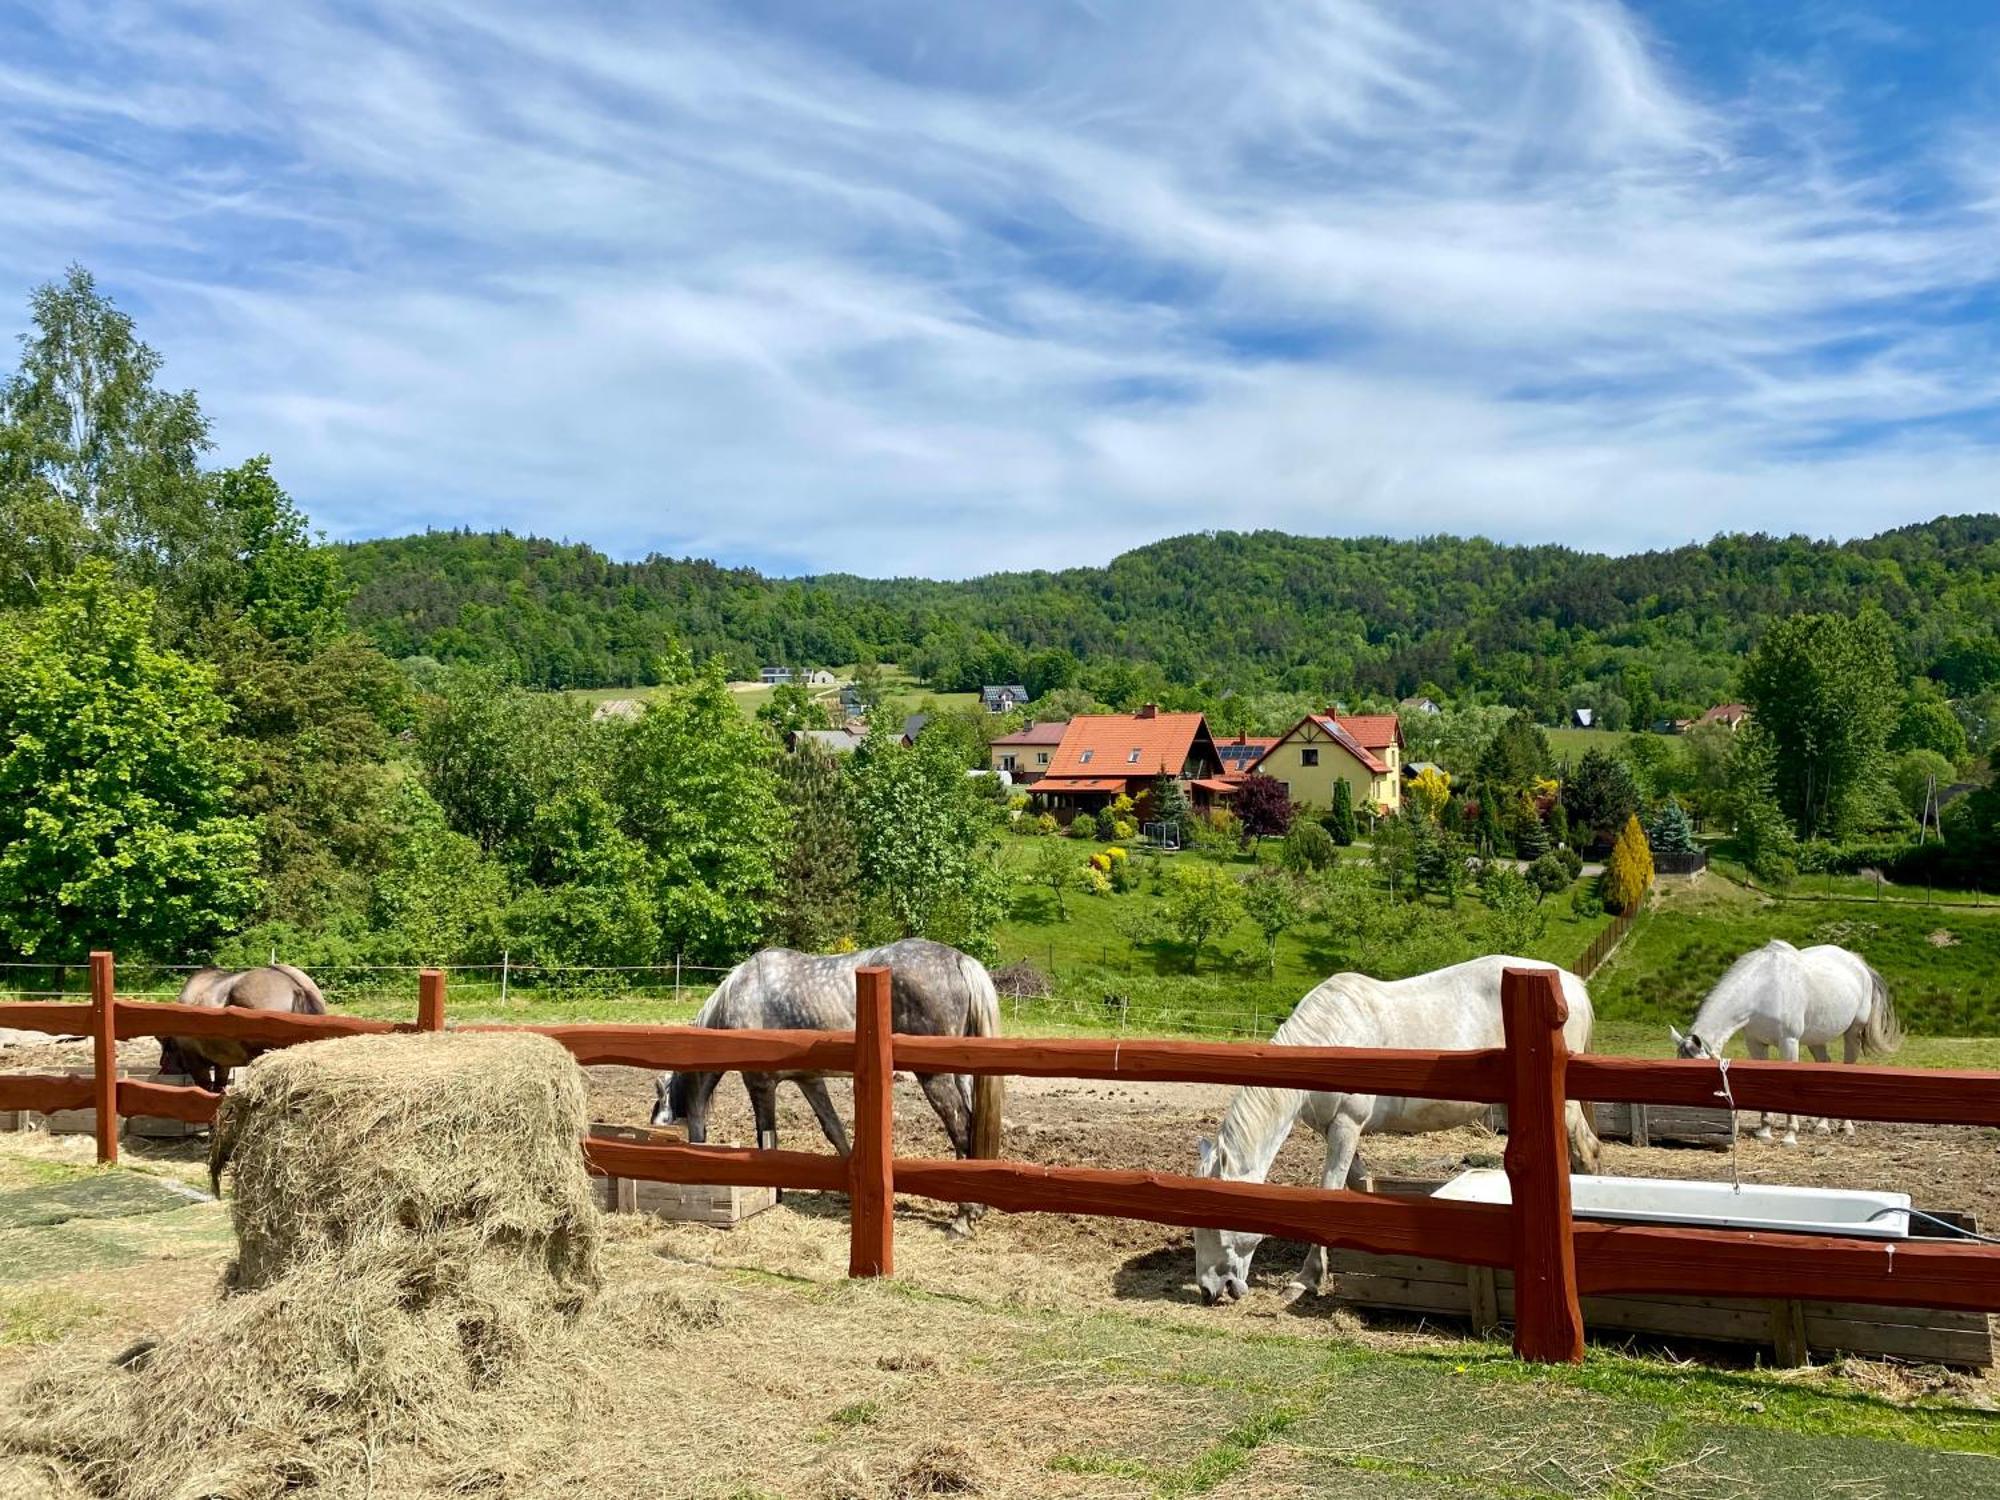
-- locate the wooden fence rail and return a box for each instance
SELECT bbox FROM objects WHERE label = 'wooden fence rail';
[3,952,2000,1363]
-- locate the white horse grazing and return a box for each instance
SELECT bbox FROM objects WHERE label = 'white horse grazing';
[1193,955,1601,1308]
[1671,940,1900,1145]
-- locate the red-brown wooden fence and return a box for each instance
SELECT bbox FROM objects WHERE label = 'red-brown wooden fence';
[5,951,2000,1363]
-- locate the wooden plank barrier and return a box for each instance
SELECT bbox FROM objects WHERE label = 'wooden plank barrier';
[91,951,117,1165]
[849,965,895,1277]
[1500,967,1584,1362]
[417,968,446,1031]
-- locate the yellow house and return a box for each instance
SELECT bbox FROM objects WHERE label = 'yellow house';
[1247,713,1403,813]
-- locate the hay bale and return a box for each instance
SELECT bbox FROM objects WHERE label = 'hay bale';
[0,1031,713,1499]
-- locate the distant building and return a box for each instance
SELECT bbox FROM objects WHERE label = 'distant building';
[1247,713,1404,813]
[1572,708,1595,729]
[1215,735,1278,780]
[1698,703,1750,732]
[838,687,865,718]
[900,713,930,746]
[803,669,837,686]
[988,720,1069,783]
[981,684,1029,714]
[789,727,865,755]
[1399,696,1443,716]
[759,666,794,685]
[1029,705,1227,817]
[591,698,644,721]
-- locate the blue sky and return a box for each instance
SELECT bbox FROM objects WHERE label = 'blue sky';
[5,2,2000,577]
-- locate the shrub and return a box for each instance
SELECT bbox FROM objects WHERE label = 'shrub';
[1570,885,1604,919]
[1527,850,1571,903]
[1280,820,1338,875]
[1069,810,1100,840]
[1327,779,1357,846]
[1203,808,1242,845]
[1111,817,1137,841]
[1234,774,1294,840]
[1601,814,1654,914]
[1557,846,1584,882]
[1646,796,1698,855]
[1032,813,1059,836]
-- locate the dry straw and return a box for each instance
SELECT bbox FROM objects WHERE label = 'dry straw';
[1,1030,722,1499]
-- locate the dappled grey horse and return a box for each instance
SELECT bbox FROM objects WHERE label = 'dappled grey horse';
[160,964,327,1091]
[652,939,1004,1232]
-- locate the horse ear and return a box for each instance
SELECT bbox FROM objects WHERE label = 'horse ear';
[1196,1136,1216,1176]
[1667,1025,1684,1047]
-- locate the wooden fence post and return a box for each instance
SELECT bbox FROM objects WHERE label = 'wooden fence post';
[417,968,447,1032]
[90,950,117,1166]
[1502,966,1584,1363]
[849,965,895,1278]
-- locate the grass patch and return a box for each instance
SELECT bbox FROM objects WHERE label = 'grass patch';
[0,1287,101,1346]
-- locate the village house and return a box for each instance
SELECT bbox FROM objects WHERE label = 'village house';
[981,684,1029,714]
[900,713,929,746]
[1699,702,1751,731]
[988,720,1068,783]
[1029,705,1227,818]
[788,727,864,755]
[759,666,794,685]
[1399,695,1442,716]
[1246,712,1404,813]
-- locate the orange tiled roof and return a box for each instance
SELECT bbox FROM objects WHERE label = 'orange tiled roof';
[1039,709,1209,785]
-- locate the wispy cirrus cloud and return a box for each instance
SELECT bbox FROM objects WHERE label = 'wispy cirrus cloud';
[2,0,1997,574]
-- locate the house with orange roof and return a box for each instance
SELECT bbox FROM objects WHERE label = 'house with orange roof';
[1246,712,1404,814]
[1028,705,1227,817]
[1215,734,1278,780]
[988,720,1069,783]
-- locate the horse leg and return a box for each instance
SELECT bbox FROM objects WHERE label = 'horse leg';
[1776,1038,1800,1146]
[1807,1044,1834,1133]
[799,1077,851,1156]
[1746,1038,1775,1140]
[1840,1029,1861,1133]
[1284,1115,1362,1307]
[744,1074,781,1153]
[915,1073,984,1237]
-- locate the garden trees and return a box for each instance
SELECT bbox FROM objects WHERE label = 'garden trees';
[1889,696,1968,763]
[1646,796,1698,855]
[1601,815,1655,915]
[1477,709,1552,790]
[1526,851,1572,904]
[1408,765,1452,822]
[1740,611,1899,838]
[849,728,1006,958]
[1233,773,1293,841]
[1241,868,1306,976]
[613,661,784,963]
[0,565,261,960]
[1148,773,1192,837]
[1159,861,1243,973]
[1480,863,1545,953]
[1280,820,1338,875]
[419,671,607,860]
[370,781,506,964]
[1031,833,1083,920]
[1327,778,1357,845]
[756,682,832,737]
[770,742,861,951]
[503,787,659,969]
[1564,749,1639,847]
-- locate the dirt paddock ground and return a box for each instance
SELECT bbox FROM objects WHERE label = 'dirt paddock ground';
[5,1039,2000,1497]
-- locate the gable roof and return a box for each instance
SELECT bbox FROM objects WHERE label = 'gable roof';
[981,684,1029,708]
[901,713,930,742]
[791,728,864,755]
[1699,703,1750,725]
[1251,713,1401,776]
[1036,708,1217,787]
[991,720,1070,747]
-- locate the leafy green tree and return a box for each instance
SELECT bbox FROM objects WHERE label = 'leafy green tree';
[757,681,832,737]
[204,457,351,647]
[1369,808,1416,898]
[1726,732,1799,883]
[1326,778,1357,845]
[1526,851,1572,904]
[1892,748,1955,821]
[1477,709,1553,790]
[850,646,886,711]
[504,788,659,969]
[1159,861,1244,973]
[770,742,862,950]
[1280,820,1338,875]
[848,728,1006,958]
[1646,796,1698,855]
[1564,749,1639,846]
[1474,795,1506,857]
[1241,868,1306,976]
[1740,612,1899,838]
[370,781,507,963]
[0,565,262,958]
[1547,800,1570,850]
[614,661,785,962]
[418,670,605,859]
[1030,835,1084,920]
[1480,863,1546,953]
[1889,698,1968,762]
[1412,814,1470,905]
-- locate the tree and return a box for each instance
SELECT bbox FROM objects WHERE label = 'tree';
[1369,809,1416,898]
[613,660,785,962]
[1031,834,1083,920]
[1526,851,1572,904]
[419,670,606,860]
[1892,748,1955,821]
[1601,815,1654,915]
[1160,862,1244,973]
[770,742,861,950]
[1889,698,1968,762]
[1481,863,1546,953]
[1740,611,1899,838]
[1148,773,1192,836]
[203,456,352,647]
[1068,809,1102,840]
[503,788,659,969]
[1564,749,1639,846]
[370,781,507,964]
[850,646,886,711]
[0,564,260,958]
[1233,773,1293,841]
[1280,820,1338,875]
[1327,778,1357,845]
[848,728,1006,958]
[1411,814,1470,905]
[1547,800,1570,850]
[757,681,832,737]
[1241,868,1305,976]
[1726,732,1799,883]
[1408,766,1452,822]
[1477,709,1553,790]
[1512,791,1550,860]
[1646,796,1698,855]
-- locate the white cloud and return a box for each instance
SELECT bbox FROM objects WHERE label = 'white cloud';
[0,0,1995,575]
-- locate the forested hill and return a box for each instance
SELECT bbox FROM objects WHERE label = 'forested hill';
[338,517,2000,717]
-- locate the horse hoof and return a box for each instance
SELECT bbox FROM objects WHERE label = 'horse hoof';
[1752,1128,1774,1143]
[1781,1134,1799,1149]
[945,1219,975,1241]
[1280,1283,1310,1308]
[1814,1120,1832,1134]
[1842,1121,1856,1136]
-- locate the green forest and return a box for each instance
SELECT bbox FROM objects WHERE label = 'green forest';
[2,268,1996,1016]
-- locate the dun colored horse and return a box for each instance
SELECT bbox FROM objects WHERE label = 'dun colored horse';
[159,964,327,1091]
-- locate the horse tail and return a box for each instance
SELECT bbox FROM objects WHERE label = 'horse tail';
[1860,963,1902,1056]
[963,956,1005,1160]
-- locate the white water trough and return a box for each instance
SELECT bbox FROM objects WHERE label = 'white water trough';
[1433,1169,1913,1240]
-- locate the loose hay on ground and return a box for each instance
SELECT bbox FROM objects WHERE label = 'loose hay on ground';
[0,1031,730,1500]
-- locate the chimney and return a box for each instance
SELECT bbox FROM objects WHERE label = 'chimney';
[1137,703,1159,719]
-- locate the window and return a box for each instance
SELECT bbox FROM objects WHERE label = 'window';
[1037,751,1049,764]
[1127,748,1142,764]
[1079,749,1094,764]
[1000,755,1017,771]
[1301,747,1319,767]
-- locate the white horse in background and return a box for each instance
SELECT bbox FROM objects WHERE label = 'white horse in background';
[1671,940,1900,1146]
[1193,955,1601,1308]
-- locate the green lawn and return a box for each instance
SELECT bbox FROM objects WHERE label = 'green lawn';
[1590,875,2000,1035]
[1543,725,1665,759]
